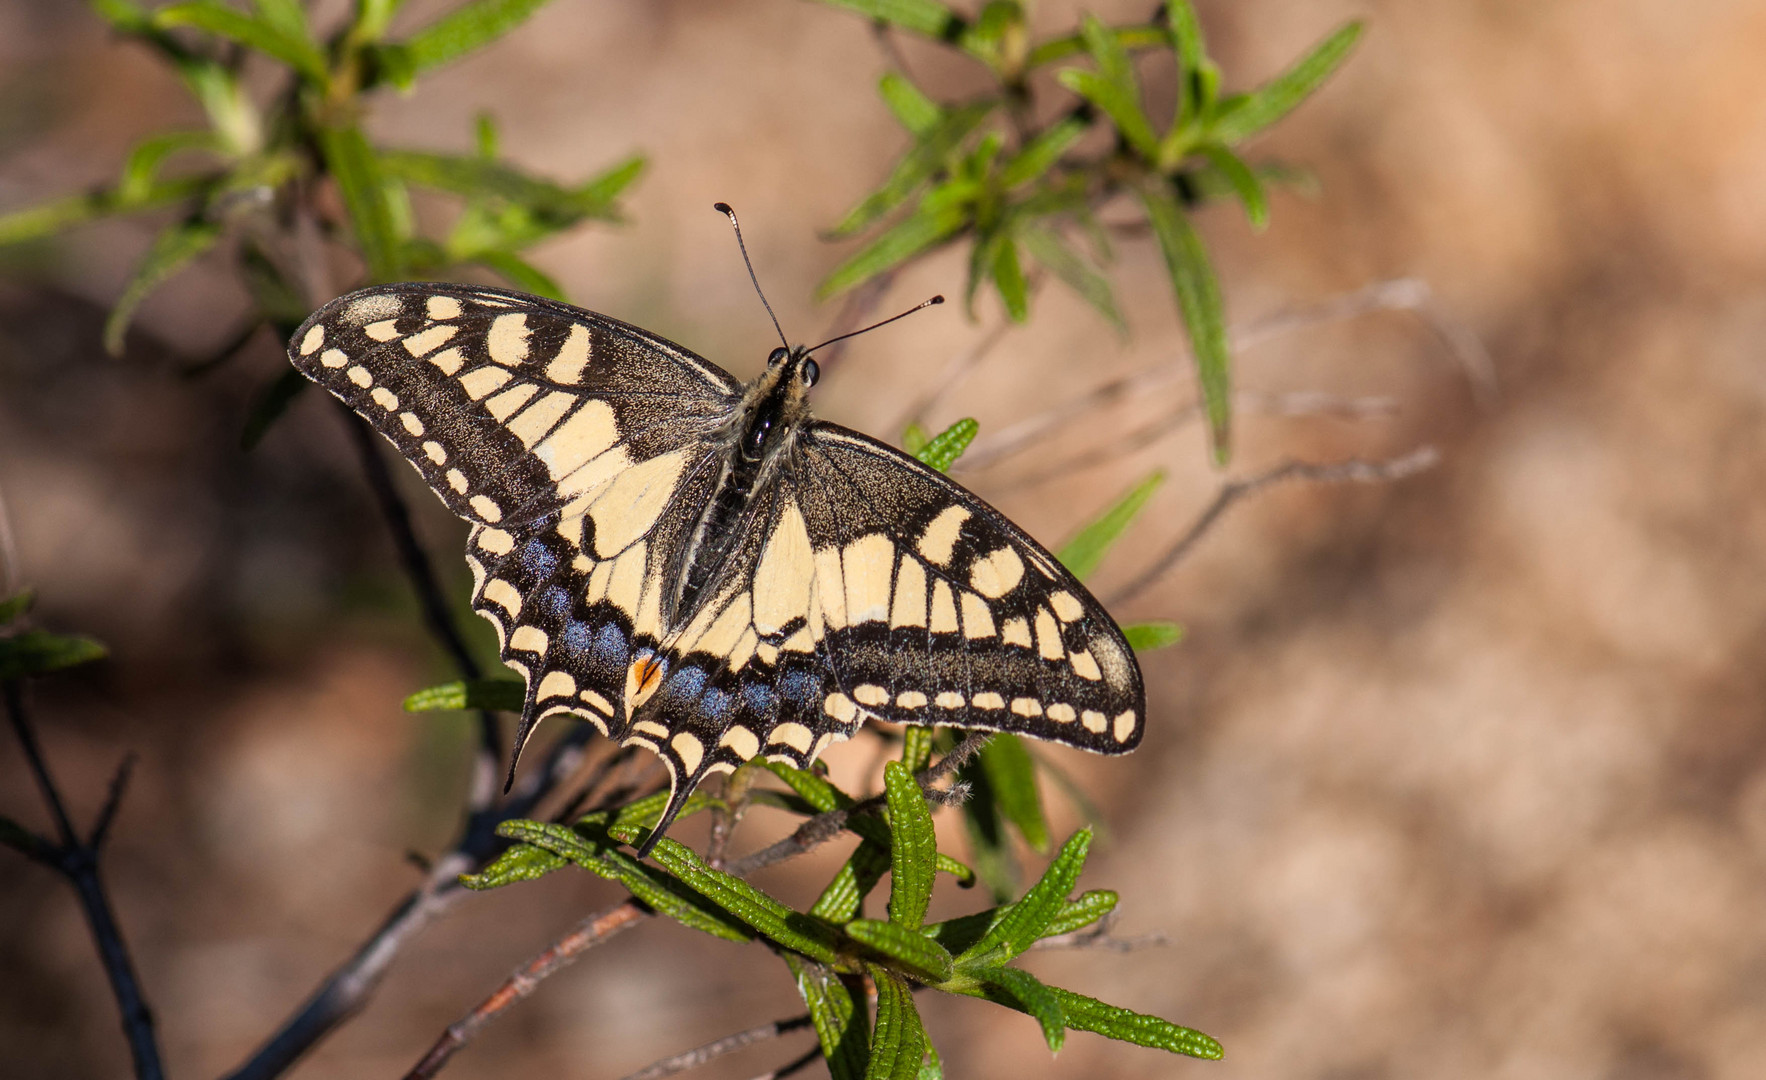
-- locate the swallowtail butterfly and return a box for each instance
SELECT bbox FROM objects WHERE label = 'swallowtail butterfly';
[291,237,1145,853]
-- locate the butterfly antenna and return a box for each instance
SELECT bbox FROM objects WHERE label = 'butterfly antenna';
[807,295,945,355]
[714,202,789,350]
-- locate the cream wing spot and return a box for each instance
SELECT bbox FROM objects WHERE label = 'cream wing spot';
[536,671,576,700]
[579,688,613,716]
[588,449,688,557]
[546,324,592,383]
[753,502,814,636]
[1002,617,1032,648]
[971,692,1005,710]
[632,720,670,740]
[470,495,503,522]
[1011,698,1042,717]
[427,347,465,375]
[824,693,857,723]
[488,313,530,365]
[446,468,468,494]
[929,580,959,634]
[370,387,399,411]
[1035,608,1065,660]
[320,348,349,369]
[476,528,514,555]
[485,382,538,421]
[346,365,372,388]
[1082,710,1108,734]
[1113,711,1137,743]
[423,441,447,465]
[670,733,705,775]
[1050,591,1085,622]
[719,726,760,760]
[769,722,814,752]
[426,295,462,320]
[814,546,848,630]
[1069,648,1103,681]
[969,547,1025,599]
[1046,703,1076,724]
[402,323,457,357]
[459,365,512,400]
[935,691,965,710]
[896,691,927,709]
[299,324,325,354]
[400,412,425,436]
[536,399,618,480]
[916,505,970,566]
[343,293,400,323]
[364,319,400,342]
[959,592,995,639]
[890,557,928,628]
[481,578,522,616]
[842,534,894,623]
[853,684,890,707]
[507,392,576,448]
[510,626,547,653]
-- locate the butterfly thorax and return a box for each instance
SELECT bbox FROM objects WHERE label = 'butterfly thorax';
[666,346,815,628]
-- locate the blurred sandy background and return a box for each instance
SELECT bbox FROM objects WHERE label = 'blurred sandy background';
[4,0,1766,1077]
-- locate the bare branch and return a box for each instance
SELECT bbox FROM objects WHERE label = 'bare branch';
[4,681,164,1080]
[746,1045,824,1080]
[618,1015,813,1080]
[1030,913,1169,953]
[994,391,1399,491]
[403,899,651,1080]
[1106,446,1440,604]
[88,752,138,851]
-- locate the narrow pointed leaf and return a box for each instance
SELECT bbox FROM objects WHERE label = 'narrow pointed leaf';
[991,235,1029,322]
[884,760,936,927]
[620,833,842,963]
[1040,888,1117,938]
[913,417,977,473]
[240,367,310,449]
[1019,224,1124,333]
[813,839,892,922]
[813,0,964,40]
[789,957,870,1080]
[818,202,968,297]
[1121,621,1183,652]
[1210,21,1363,143]
[458,842,567,888]
[866,965,930,1080]
[1057,469,1166,582]
[825,104,993,240]
[978,733,1047,852]
[1078,12,1135,91]
[901,422,931,455]
[764,760,857,813]
[879,72,941,137]
[976,966,1066,1051]
[402,678,525,712]
[845,918,954,983]
[402,0,560,74]
[1197,145,1268,229]
[153,2,329,82]
[1055,69,1158,160]
[497,819,752,941]
[1026,23,1167,69]
[1049,987,1223,1058]
[998,117,1085,189]
[0,178,205,247]
[0,631,108,680]
[1138,184,1231,461]
[1165,0,1205,122]
[318,126,403,281]
[965,827,1091,963]
[104,219,224,355]
[899,725,935,772]
[118,132,225,200]
[249,0,311,41]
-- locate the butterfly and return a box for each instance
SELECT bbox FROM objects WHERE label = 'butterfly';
[289,252,1144,854]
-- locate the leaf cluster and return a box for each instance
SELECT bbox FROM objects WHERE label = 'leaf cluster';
[812,0,1362,462]
[0,0,643,442]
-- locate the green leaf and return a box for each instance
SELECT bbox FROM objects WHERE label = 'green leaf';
[866,965,931,1080]
[499,820,753,941]
[884,760,935,928]
[997,117,1084,189]
[318,126,404,282]
[990,235,1028,322]
[825,104,993,240]
[1049,986,1223,1059]
[819,201,968,298]
[1018,224,1124,333]
[1163,0,1208,123]
[249,0,312,41]
[845,918,954,984]
[0,177,206,248]
[788,957,870,1080]
[812,0,964,40]
[1210,21,1363,144]
[473,250,566,301]
[878,72,941,137]
[104,219,224,355]
[380,149,632,220]
[458,841,567,888]
[899,725,935,772]
[153,2,329,82]
[118,132,226,201]
[0,590,34,626]
[976,966,1066,1052]
[624,834,842,963]
[812,839,892,922]
[402,678,525,712]
[1121,621,1183,652]
[764,760,857,814]
[913,418,977,473]
[239,367,309,450]
[1025,23,1167,69]
[1057,469,1166,582]
[353,0,404,41]
[0,630,108,681]
[1197,145,1268,229]
[1040,888,1117,938]
[402,0,560,74]
[1055,70,1158,161]
[978,734,1047,853]
[901,422,930,455]
[963,827,1091,963]
[1137,184,1231,462]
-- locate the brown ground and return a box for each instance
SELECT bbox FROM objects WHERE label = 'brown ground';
[3,1,1765,1078]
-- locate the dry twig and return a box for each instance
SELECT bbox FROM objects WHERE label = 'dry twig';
[617,1015,814,1080]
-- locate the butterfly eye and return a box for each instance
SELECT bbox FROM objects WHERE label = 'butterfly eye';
[767,347,788,368]
[801,358,820,388]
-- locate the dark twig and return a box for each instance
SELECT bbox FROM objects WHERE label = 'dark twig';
[87,752,138,850]
[746,1044,824,1080]
[618,1015,814,1080]
[1107,446,1441,604]
[402,899,653,1080]
[4,682,164,1080]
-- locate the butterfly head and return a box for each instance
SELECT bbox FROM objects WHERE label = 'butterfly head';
[766,345,821,389]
